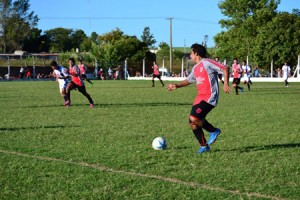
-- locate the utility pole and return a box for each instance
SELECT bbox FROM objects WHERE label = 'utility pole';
[167,17,173,73]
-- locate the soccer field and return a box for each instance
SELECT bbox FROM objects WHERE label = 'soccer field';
[0,80,299,199]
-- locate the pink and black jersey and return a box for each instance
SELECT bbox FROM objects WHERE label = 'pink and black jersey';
[153,65,159,75]
[187,58,226,106]
[78,64,87,75]
[232,64,242,78]
[69,65,84,86]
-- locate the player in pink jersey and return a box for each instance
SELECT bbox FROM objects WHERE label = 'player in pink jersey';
[65,58,94,108]
[78,59,93,85]
[232,58,244,95]
[151,62,164,87]
[166,43,231,154]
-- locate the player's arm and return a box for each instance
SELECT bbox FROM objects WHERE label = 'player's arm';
[222,67,231,94]
[166,79,190,91]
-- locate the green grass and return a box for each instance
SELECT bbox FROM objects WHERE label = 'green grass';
[0,80,299,200]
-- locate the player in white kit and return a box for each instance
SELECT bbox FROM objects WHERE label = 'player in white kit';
[51,61,69,105]
[241,60,252,91]
[282,62,291,87]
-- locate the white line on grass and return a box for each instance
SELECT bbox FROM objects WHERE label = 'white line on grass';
[0,149,285,200]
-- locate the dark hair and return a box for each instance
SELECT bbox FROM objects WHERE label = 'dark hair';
[243,60,246,63]
[191,43,207,58]
[69,57,75,63]
[50,60,58,66]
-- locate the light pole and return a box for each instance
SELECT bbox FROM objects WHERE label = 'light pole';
[167,17,173,73]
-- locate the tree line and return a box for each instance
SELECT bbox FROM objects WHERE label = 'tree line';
[0,0,299,74]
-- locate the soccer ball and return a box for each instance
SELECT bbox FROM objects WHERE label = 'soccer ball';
[152,137,167,150]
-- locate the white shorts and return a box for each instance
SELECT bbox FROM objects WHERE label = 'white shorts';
[58,80,68,94]
[242,74,251,82]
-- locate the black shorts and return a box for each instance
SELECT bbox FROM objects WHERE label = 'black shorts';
[152,74,161,79]
[190,100,214,121]
[69,81,87,94]
[81,74,87,79]
[233,78,240,85]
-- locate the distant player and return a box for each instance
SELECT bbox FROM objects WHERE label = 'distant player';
[51,61,69,106]
[78,59,93,85]
[152,62,164,87]
[232,58,244,95]
[241,60,252,91]
[65,58,94,108]
[282,62,291,87]
[215,57,224,84]
[166,43,231,154]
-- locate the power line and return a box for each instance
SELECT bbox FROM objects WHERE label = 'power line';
[39,16,167,20]
[38,16,219,25]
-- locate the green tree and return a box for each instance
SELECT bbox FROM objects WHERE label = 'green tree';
[44,28,87,53]
[90,28,154,74]
[141,27,156,48]
[0,0,38,53]
[254,11,300,67]
[70,29,87,52]
[22,28,50,52]
[214,0,280,66]
[44,28,72,52]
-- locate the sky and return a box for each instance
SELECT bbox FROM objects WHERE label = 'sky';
[30,0,298,48]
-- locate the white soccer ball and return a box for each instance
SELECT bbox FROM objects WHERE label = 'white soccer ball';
[152,137,167,150]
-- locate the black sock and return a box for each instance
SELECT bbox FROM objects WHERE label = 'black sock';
[192,128,206,146]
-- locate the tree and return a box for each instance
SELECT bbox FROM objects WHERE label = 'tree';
[0,0,38,53]
[44,28,87,53]
[22,28,50,52]
[141,27,156,48]
[214,0,280,66]
[254,11,300,67]
[90,28,154,74]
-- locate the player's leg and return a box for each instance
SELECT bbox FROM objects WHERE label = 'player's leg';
[158,75,164,86]
[65,82,75,107]
[189,101,215,153]
[77,86,94,107]
[83,74,93,85]
[152,75,155,87]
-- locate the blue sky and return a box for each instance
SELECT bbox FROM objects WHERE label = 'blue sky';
[30,0,298,48]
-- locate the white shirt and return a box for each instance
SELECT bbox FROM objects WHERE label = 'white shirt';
[282,64,291,79]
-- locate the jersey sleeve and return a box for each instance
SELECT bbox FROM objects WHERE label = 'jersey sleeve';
[187,66,196,83]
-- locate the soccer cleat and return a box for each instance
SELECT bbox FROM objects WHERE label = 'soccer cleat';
[240,87,244,93]
[198,145,210,154]
[90,103,94,108]
[207,128,221,145]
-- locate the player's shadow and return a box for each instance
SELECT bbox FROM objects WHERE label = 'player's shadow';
[94,102,191,108]
[25,102,191,108]
[215,143,300,153]
[0,125,70,132]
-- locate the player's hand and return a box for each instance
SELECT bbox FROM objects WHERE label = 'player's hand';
[166,83,177,91]
[223,83,231,94]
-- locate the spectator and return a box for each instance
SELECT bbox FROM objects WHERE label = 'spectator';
[19,66,25,79]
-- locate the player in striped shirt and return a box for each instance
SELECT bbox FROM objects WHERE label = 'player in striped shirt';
[51,61,69,106]
[241,60,252,91]
[166,43,231,154]
[65,58,94,108]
